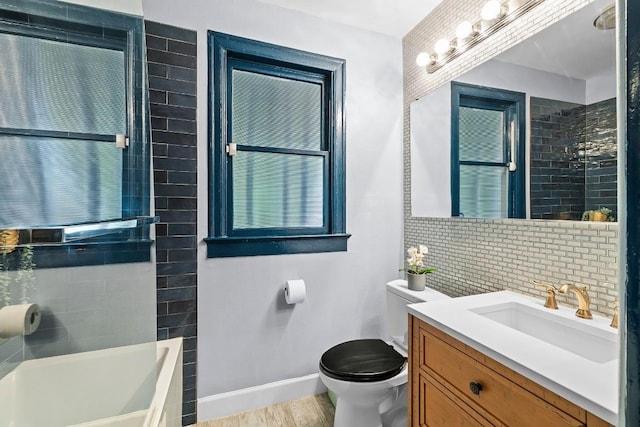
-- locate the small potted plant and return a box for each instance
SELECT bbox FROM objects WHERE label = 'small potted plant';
[401,245,436,291]
[581,207,615,222]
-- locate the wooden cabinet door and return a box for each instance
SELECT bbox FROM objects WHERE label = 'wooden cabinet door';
[419,373,492,427]
[419,325,585,427]
[408,316,612,427]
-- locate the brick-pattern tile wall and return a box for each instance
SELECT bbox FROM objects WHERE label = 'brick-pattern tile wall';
[405,219,618,316]
[586,98,617,216]
[530,97,586,220]
[145,20,198,426]
[403,0,619,318]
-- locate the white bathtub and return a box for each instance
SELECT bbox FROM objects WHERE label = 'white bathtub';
[0,337,182,427]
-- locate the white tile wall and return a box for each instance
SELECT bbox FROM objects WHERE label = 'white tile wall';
[403,0,619,318]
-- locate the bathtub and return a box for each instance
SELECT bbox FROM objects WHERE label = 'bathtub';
[0,337,182,427]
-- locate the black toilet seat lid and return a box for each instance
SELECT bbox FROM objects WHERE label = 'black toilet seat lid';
[319,339,406,382]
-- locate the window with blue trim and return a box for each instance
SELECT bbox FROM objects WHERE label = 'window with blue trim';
[0,1,153,269]
[451,82,526,219]
[206,32,349,257]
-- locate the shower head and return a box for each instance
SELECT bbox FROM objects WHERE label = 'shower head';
[593,3,616,30]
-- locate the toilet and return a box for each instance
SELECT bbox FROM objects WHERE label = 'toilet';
[319,279,451,427]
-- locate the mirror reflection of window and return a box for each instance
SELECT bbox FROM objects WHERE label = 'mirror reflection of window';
[451,83,526,219]
[459,106,508,218]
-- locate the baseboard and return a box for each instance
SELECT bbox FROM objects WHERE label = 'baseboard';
[197,373,327,421]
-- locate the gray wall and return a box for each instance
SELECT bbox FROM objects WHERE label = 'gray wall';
[142,0,405,400]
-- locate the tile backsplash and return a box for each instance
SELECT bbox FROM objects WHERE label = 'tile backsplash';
[405,219,618,317]
[403,0,619,319]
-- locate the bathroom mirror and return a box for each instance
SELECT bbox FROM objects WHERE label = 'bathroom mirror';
[410,0,617,221]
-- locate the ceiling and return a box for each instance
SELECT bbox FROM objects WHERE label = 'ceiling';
[495,0,615,80]
[253,0,615,78]
[256,0,443,37]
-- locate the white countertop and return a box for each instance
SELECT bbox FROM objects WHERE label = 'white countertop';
[408,291,619,425]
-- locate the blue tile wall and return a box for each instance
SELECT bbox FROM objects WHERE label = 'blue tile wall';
[585,98,617,217]
[530,96,618,221]
[529,97,586,220]
[145,20,198,427]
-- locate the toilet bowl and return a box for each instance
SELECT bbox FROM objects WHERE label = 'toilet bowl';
[318,280,451,427]
[319,339,407,427]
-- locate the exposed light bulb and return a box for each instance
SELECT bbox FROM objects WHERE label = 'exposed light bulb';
[434,38,452,55]
[456,21,474,40]
[506,0,524,14]
[481,0,503,21]
[416,52,431,67]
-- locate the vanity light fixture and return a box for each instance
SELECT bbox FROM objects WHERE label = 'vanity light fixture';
[480,0,505,32]
[415,52,432,67]
[455,21,479,50]
[481,0,504,21]
[416,0,545,74]
[434,38,453,58]
[506,0,526,14]
[455,21,476,40]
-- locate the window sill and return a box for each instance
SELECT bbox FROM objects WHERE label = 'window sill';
[204,234,351,258]
[26,240,154,269]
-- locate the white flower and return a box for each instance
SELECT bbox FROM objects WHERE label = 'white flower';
[402,243,436,275]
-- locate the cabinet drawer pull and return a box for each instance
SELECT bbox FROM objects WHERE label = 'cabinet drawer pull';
[469,381,483,395]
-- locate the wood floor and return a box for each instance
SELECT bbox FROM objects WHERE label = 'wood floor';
[194,393,335,427]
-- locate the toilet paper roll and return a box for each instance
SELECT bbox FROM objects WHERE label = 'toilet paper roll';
[0,303,41,339]
[284,280,306,304]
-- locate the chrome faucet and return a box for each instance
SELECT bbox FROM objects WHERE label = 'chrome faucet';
[559,283,592,319]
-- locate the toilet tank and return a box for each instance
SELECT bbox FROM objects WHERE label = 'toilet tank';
[386,279,451,351]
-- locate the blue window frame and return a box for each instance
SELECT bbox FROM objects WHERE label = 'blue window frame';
[451,82,526,219]
[206,32,349,257]
[0,1,152,269]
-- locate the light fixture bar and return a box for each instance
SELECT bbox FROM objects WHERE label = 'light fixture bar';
[425,0,545,74]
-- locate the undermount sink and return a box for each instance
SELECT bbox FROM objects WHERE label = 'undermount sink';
[470,302,618,363]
